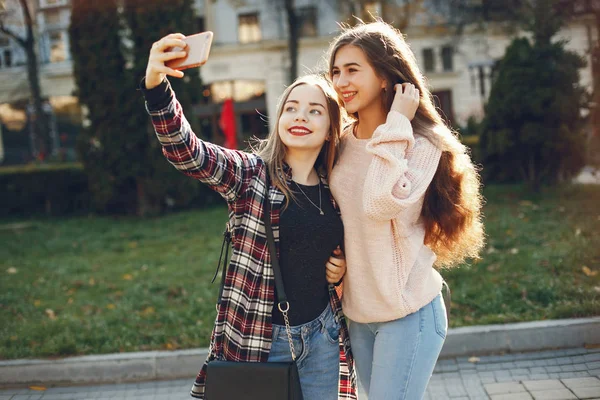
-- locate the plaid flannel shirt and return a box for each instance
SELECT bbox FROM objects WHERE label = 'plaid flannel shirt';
[142,79,357,400]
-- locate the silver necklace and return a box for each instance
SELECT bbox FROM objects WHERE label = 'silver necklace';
[293,180,324,215]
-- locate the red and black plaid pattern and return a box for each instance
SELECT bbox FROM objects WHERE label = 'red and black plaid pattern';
[145,86,357,399]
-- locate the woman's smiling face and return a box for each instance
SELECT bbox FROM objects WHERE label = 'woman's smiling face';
[278,84,331,152]
[331,44,387,116]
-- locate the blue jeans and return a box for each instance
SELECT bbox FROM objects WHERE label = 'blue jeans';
[268,304,341,400]
[349,294,447,400]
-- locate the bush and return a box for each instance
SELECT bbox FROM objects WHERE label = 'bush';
[0,162,223,217]
[479,36,587,190]
[0,163,90,217]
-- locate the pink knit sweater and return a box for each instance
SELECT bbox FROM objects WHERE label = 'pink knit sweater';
[330,111,443,323]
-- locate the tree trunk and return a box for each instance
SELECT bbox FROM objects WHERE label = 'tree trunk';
[25,37,50,159]
[284,0,298,84]
[20,0,50,160]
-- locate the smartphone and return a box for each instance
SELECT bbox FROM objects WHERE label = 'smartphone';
[165,31,213,71]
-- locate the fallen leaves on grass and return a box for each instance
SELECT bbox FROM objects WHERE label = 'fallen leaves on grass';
[45,309,57,320]
[140,306,155,316]
[33,300,41,307]
[582,266,598,277]
[106,304,116,310]
[122,274,133,281]
[6,267,17,274]
[510,248,519,255]
[486,263,500,272]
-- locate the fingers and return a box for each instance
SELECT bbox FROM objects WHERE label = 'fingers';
[332,246,343,257]
[326,265,343,283]
[156,50,187,62]
[152,34,186,50]
[326,257,346,284]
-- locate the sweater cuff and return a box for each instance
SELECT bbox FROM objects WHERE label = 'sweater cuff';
[139,77,172,110]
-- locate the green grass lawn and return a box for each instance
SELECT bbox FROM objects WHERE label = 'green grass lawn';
[1,184,599,360]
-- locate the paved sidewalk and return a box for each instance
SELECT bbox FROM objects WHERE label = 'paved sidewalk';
[1,347,599,399]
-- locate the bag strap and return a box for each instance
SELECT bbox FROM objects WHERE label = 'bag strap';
[261,170,297,361]
[261,183,288,307]
[212,226,231,310]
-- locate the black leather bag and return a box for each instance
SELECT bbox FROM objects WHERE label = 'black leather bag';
[205,360,303,400]
[205,174,304,400]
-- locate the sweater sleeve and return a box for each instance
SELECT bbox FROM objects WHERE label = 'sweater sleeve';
[363,111,442,221]
[141,78,258,203]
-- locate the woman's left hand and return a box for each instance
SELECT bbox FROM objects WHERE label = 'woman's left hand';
[326,246,346,284]
[390,83,420,121]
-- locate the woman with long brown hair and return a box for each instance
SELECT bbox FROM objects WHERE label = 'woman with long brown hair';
[142,33,358,399]
[327,21,485,399]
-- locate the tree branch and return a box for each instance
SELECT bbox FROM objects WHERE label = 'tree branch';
[0,22,27,47]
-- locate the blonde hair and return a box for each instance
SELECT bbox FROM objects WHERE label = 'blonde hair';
[328,21,485,267]
[255,74,346,207]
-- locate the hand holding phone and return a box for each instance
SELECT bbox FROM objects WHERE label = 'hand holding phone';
[165,31,213,71]
[145,32,213,90]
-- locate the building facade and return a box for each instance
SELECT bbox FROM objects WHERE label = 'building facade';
[0,0,596,161]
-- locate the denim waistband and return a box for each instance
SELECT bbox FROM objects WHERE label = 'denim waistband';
[272,303,335,339]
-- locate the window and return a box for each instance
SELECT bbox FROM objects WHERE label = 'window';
[432,90,454,126]
[44,10,62,27]
[441,46,453,72]
[423,48,435,73]
[1,49,12,68]
[210,80,265,103]
[238,13,261,44]
[297,6,317,37]
[49,31,66,62]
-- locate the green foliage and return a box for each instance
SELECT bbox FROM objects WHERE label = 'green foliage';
[0,163,89,217]
[2,184,599,358]
[480,36,587,190]
[69,0,205,215]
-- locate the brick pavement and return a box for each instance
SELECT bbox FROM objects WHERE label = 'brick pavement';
[1,347,599,399]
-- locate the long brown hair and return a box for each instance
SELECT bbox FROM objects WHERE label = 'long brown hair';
[255,74,345,207]
[327,21,485,267]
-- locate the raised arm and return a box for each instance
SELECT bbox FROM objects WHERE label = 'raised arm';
[142,33,257,203]
[363,83,442,221]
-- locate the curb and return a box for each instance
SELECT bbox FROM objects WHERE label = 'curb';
[1,317,599,386]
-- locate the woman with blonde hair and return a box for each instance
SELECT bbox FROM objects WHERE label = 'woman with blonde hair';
[327,21,485,399]
[141,33,357,399]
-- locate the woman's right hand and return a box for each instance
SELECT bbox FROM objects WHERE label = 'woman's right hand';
[145,33,188,90]
[390,83,420,121]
